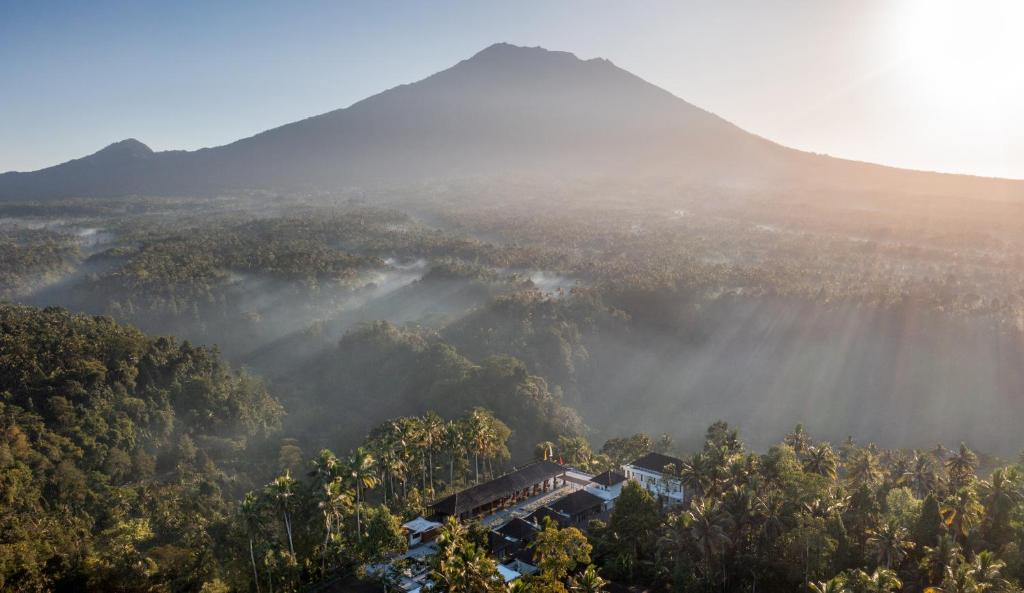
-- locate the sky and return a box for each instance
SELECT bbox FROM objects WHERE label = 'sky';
[2,0,1023,178]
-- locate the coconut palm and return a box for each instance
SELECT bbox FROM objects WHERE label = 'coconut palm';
[922,535,962,587]
[866,519,914,569]
[845,448,883,487]
[316,478,352,573]
[942,487,984,544]
[421,411,445,495]
[978,467,1022,544]
[428,516,504,593]
[945,444,978,490]
[908,451,939,498]
[240,492,264,593]
[686,497,735,587]
[851,568,902,593]
[808,576,849,593]
[804,444,838,480]
[265,470,297,556]
[345,447,379,542]
[570,564,609,593]
[785,424,812,457]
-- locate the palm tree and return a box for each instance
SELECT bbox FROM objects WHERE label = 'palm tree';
[804,444,838,481]
[467,409,493,483]
[310,448,340,483]
[970,550,1007,590]
[445,419,467,488]
[808,576,849,593]
[686,497,735,587]
[786,424,812,457]
[570,564,609,593]
[429,516,504,593]
[945,444,978,490]
[854,568,902,593]
[921,535,961,586]
[680,452,715,497]
[345,447,379,542]
[316,478,352,573]
[240,492,264,593]
[978,467,1022,544]
[866,519,914,569]
[942,487,983,544]
[908,451,939,498]
[845,448,883,487]
[421,411,445,495]
[265,470,297,556]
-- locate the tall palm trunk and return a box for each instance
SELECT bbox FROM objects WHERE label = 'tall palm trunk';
[283,511,295,556]
[249,537,262,593]
[355,483,362,542]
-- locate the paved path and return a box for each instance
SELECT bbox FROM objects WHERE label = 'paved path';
[479,485,573,527]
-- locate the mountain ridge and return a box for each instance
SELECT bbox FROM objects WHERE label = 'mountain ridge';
[2,43,1022,200]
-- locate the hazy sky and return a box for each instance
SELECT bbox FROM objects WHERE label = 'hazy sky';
[3,0,1023,178]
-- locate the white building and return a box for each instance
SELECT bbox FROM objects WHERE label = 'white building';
[584,469,626,510]
[622,452,685,503]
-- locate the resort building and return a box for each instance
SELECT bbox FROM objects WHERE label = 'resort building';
[622,452,685,503]
[429,460,567,520]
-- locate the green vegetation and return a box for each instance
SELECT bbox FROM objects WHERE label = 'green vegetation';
[586,424,1024,593]
[0,304,282,591]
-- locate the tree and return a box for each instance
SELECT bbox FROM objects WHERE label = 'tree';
[941,487,983,544]
[945,444,978,491]
[568,565,608,593]
[266,470,298,556]
[846,449,883,488]
[866,519,914,569]
[809,576,851,593]
[358,505,407,564]
[845,568,902,593]
[345,447,379,542]
[591,481,659,581]
[913,494,944,550]
[786,424,813,457]
[240,493,264,593]
[530,518,593,583]
[804,444,839,481]
[685,497,735,588]
[427,517,505,593]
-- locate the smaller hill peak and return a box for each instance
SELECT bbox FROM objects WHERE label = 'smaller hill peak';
[94,138,153,158]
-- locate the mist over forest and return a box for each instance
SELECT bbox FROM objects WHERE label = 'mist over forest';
[4,180,1023,457]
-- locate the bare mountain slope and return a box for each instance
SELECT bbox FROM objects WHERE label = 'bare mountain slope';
[2,43,1021,200]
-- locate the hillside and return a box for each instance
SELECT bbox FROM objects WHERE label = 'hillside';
[2,43,1022,201]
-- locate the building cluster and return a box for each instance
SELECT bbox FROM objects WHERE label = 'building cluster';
[376,452,685,592]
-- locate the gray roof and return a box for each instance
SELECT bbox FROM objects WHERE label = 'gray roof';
[431,461,566,516]
[627,452,685,474]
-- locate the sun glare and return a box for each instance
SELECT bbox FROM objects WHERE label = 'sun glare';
[898,0,1024,126]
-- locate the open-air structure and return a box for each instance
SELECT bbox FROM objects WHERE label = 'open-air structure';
[429,460,567,520]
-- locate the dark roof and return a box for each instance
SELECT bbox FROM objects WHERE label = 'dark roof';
[627,452,685,474]
[431,460,565,516]
[591,469,626,486]
[550,490,604,517]
[497,517,540,541]
[513,547,536,566]
[524,506,568,528]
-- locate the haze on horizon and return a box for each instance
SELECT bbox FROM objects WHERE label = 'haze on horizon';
[3,0,1023,180]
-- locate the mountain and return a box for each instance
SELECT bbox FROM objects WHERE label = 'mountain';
[2,43,1022,200]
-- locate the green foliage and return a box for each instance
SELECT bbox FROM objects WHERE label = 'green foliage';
[0,304,283,591]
